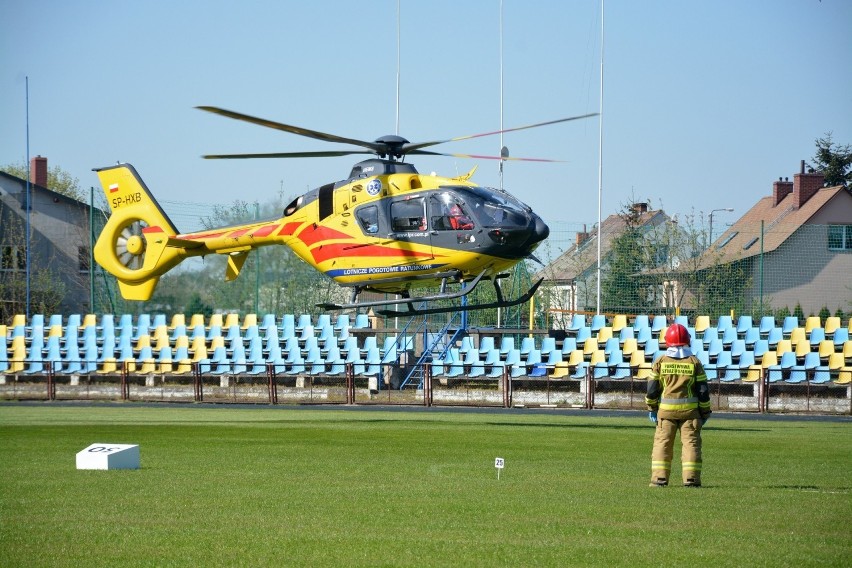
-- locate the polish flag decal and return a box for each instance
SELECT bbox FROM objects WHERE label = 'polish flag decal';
[109,183,119,193]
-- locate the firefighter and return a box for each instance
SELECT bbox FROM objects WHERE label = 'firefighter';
[646,322,712,487]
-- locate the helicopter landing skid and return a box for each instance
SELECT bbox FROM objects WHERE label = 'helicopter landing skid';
[317,270,486,312]
[375,276,543,317]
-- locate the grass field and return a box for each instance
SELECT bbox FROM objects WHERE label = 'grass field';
[0,404,849,567]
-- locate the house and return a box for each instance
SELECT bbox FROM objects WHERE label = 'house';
[536,202,675,324]
[687,161,852,316]
[0,156,104,318]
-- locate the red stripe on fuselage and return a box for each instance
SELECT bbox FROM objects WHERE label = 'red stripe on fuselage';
[310,243,434,265]
[251,224,278,238]
[297,224,353,247]
[278,222,303,237]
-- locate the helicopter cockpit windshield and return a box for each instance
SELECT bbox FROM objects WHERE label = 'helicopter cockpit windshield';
[454,186,530,228]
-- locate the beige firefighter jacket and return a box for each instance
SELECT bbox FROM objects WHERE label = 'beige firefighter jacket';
[645,353,712,420]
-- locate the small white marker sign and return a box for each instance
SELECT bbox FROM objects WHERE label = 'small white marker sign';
[495,457,505,480]
[76,443,140,470]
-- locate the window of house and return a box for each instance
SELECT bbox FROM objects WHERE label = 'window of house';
[742,237,759,250]
[828,225,852,251]
[390,197,426,232]
[1,246,26,271]
[78,246,90,272]
[716,231,738,249]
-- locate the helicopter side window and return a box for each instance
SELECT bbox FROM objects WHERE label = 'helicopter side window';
[391,197,426,232]
[284,196,303,217]
[430,194,474,231]
[356,205,379,234]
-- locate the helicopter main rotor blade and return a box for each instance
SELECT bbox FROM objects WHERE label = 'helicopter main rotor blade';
[404,112,599,153]
[202,150,374,160]
[408,150,565,162]
[196,106,382,152]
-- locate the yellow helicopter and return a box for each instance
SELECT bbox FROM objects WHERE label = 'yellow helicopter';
[93,106,596,316]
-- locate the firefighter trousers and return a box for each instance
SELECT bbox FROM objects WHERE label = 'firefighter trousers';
[651,417,703,486]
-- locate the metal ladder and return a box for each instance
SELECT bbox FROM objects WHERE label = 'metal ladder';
[399,311,465,390]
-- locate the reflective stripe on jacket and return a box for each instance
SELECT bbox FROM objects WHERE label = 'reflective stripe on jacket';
[646,354,711,419]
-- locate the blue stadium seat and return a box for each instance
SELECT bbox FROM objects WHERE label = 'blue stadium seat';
[755,315,774,337]
[833,328,849,347]
[651,315,667,334]
[540,337,557,358]
[635,326,652,347]
[325,346,345,376]
[720,326,738,348]
[478,336,496,355]
[353,313,370,329]
[245,336,267,375]
[443,348,465,378]
[230,340,247,375]
[633,314,650,331]
[567,314,586,334]
[485,349,504,378]
[590,314,606,333]
[561,337,577,355]
[736,315,753,336]
[505,349,524,378]
[519,337,536,358]
[525,349,546,377]
[499,336,515,357]
[730,339,747,363]
[753,339,769,358]
[782,316,799,337]
[363,346,382,377]
[808,327,826,348]
[716,315,733,331]
[743,326,760,348]
[767,351,796,382]
[788,352,820,384]
[345,346,366,376]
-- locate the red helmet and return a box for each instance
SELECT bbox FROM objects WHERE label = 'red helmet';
[664,323,690,347]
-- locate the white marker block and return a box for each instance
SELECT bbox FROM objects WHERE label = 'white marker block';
[76,443,140,470]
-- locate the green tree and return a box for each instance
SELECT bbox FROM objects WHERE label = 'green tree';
[808,132,852,189]
[2,160,84,201]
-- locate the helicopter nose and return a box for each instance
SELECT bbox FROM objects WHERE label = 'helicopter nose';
[533,217,550,243]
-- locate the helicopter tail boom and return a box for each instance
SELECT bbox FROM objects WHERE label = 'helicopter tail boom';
[93,164,195,301]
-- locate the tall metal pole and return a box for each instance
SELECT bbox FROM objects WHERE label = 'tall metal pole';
[25,76,31,320]
[395,0,401,135]
[89,186,95,313]
[595,1,604,315]
[499,0,504,192]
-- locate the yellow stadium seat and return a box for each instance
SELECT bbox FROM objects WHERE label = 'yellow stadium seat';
[207,313,223,329]
[209,336,225,350]
[760,351,778,369]
[824,317,841,335]
[835,365,852,385]
[158,356,174,374]
[804,316,821,334]
[138,356,157,375]
[775,340,792,356]
[81,314,97,329]
[169,313,186,330]
[788,327,806,348]
[794,340,810,360]
[11,314,26,328]
[48,324,63,337]
[551,361,570,379]
[596,326,613,345]
[844,341,852,362]
[744,361,763,382]
[827,353,844,372]
[589,350,606,366]
[694,315,711,334]
[818,340,835,363]
[566,349,584,370]
[611,314,627,332]
[631,350,653,379]
[582,337,598,357]
[242,313,258,330]
[189,313,205,329]
[9,337,26,373]
[223,313,240,328]
[134,335,151,352]
[174,335,189,350]
[99,358,117,374]
[622,338,638,356]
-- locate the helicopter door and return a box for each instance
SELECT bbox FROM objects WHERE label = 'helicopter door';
[318,183,334,221]
[389,196,433,262]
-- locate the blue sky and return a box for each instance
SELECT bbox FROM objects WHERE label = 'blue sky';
[2,0,850,234]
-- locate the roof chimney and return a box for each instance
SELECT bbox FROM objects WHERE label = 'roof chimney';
[30,155,47,187]
[773,176,793,207]
[631,202,649,215]
[576,224,590,247]
[793,163,824,209]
